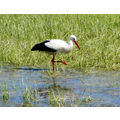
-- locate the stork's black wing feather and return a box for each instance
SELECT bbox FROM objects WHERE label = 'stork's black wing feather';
[31,40,57,52]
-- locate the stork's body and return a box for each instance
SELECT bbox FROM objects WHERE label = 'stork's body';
[31,35,80,70]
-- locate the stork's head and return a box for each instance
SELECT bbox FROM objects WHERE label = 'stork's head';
[69,35,80,50]
[69,35,77,41]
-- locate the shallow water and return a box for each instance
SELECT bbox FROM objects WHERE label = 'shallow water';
[0,64,120,107]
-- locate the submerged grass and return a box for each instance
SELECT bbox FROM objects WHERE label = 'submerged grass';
[48,87,66,107]
[2,82,9,102]
[0,14,120,70]
[47,87,94,107]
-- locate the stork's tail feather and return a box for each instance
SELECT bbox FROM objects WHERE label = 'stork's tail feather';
[31,40,57,52]
[31,44,38,51]
[31,40,50,51]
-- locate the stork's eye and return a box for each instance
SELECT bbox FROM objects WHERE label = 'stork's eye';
[73,38,75,41]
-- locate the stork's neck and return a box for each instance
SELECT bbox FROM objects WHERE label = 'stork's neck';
[68,40,74,49]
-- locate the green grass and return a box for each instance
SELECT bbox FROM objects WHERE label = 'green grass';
[0,14,120,70]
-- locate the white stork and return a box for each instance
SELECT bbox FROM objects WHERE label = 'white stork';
[31,35,80,70]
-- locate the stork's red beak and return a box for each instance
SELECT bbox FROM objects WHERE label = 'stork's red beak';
[74,41,80,50]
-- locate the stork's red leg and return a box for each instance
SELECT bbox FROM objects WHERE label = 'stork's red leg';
[52,56,67,71]
[52,56,55,71]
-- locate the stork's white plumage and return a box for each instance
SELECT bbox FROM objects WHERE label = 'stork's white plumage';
[31,35,80,70]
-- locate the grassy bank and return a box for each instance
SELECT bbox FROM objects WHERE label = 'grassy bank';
[0,14,120,70]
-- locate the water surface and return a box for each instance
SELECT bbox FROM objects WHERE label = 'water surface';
[0,64,120,107]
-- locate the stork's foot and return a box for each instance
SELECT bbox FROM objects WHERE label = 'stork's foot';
[55,60,67,65]
[61,61,67,65]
